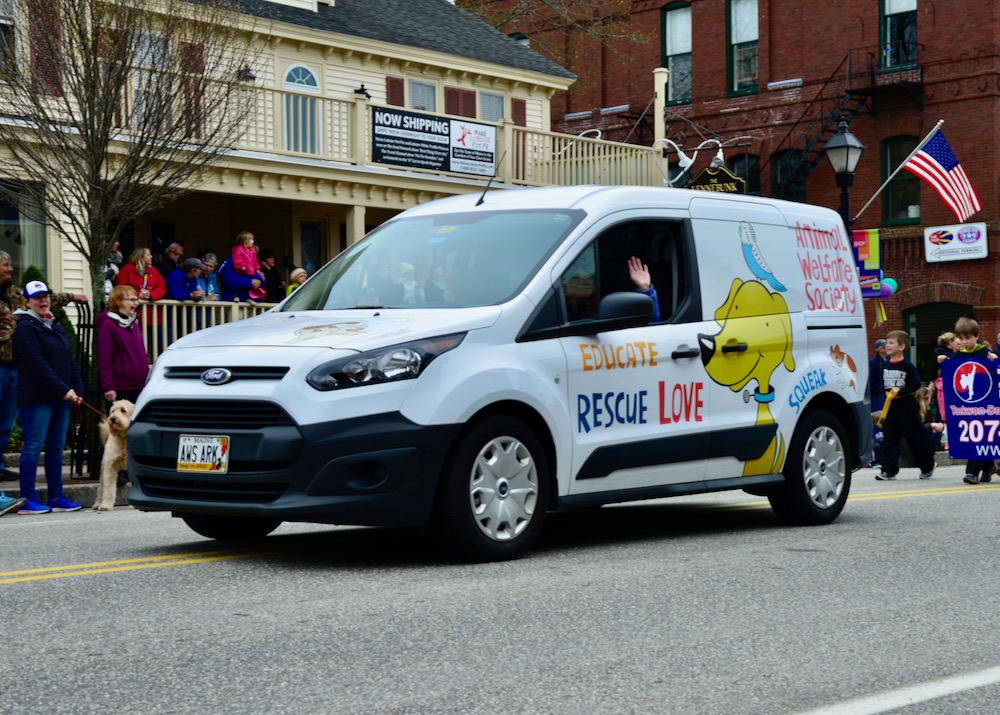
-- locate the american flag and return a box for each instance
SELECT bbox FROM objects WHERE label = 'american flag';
[903,129,981,223]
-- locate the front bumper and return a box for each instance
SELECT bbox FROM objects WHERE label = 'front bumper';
[126,399,460,528]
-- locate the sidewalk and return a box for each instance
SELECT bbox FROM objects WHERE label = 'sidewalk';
[1,452,129,508]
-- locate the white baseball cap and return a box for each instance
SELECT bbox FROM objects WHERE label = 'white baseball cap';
[23,280,52,298]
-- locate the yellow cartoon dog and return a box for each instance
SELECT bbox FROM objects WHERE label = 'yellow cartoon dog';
[700,278,795,476]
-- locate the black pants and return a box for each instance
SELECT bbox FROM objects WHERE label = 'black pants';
[965,460,992,478]
[880,395,934,475]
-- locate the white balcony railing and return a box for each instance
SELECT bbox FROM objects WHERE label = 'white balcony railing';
[137,299,274,363]
[228,89,667,188]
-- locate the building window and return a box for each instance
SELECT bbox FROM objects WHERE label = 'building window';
[883,136,920,224]
[662,3,691,104]
[480,92,504,122]
[729,153,760,195]
[771,149,806,203]
[135,33,171,132]
[882,0,917,69]
[283,64,320,154]
[0,183,47,279]
[0,0,14,76]
[728,0,757,94]
[409,80,436,112]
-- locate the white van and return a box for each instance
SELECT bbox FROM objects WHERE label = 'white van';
[128,186,872,561]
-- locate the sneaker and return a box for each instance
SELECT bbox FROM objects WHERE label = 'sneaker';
[919,470,934,479]
[18,498,52,515]
[963,474,980,485]
[980,474,992,483]
[0,493,27,517]
[47,496,82,512]
[875,472,896,481]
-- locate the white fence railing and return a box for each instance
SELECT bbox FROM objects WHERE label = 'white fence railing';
[138,299,275,363]
[224,89,667,189]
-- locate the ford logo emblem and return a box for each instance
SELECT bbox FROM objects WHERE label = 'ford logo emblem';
[201,368,233,385]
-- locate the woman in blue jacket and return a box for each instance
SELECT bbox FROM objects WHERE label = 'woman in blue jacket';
[218,252,262,302]
[12,281,84,515]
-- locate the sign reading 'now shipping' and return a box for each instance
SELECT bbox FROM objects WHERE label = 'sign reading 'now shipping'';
[371,107,497,178]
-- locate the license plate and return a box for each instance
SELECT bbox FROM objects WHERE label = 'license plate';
[177,434,230,474]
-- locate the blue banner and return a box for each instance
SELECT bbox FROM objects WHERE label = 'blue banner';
[940,353,1000,460]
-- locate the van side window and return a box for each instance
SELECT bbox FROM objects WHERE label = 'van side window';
[558,220,688,324]
[561,244,599,322]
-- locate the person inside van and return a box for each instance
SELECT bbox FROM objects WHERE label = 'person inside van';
[564,256,660,322]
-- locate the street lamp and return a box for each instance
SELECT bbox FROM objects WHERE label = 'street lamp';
[824,119,865,227]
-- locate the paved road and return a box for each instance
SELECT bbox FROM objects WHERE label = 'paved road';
[1,464,997,714]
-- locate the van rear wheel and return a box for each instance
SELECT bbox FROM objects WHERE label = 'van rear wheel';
[180,513,282,540]
[432,415,549,562]
[769,409,851,525]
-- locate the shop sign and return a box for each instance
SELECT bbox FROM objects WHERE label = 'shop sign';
[371,106,496,177]
[685,165,747,194]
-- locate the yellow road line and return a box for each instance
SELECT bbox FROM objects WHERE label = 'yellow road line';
[0,549,272,585]
[4,486,997,585]
[851,485,1000,500]
[692,484,999,511]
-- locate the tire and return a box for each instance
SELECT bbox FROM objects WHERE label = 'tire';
[432,415,549,562]
[180,513,282,541]
[769,409,851,525]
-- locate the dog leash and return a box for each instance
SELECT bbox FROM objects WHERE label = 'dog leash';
[74,399,109,435]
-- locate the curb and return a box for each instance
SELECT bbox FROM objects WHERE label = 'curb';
[0,480,129,509]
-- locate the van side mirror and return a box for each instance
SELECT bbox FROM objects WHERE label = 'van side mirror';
[517,290,655,342]
[562,292,655,337]
[597,292,655,323]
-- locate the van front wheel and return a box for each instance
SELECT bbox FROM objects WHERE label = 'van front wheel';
[433,416,549,562]
[769,409,851,525]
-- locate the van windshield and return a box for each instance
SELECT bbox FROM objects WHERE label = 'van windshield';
[281,208,584,310]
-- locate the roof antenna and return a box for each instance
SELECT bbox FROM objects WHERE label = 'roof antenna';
[475,151,506,206]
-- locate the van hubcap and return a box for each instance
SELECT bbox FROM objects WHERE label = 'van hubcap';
[803,425,846,509]
[469,435,538,542]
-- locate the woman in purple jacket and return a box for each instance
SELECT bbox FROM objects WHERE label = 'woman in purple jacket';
[97,285,149,406]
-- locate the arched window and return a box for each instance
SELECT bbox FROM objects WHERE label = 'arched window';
[882,135,920,224]
[283,64,320,154]
[770,149,806,203]
[728,153,760,195]
[662,3,691,104]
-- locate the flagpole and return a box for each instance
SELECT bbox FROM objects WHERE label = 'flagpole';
[851,119,944,225]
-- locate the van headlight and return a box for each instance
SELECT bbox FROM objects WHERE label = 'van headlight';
[306,333,465,391]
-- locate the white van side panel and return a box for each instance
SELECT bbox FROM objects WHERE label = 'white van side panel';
[689,197,867,480]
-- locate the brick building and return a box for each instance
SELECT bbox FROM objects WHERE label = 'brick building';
[460,0,1000,379]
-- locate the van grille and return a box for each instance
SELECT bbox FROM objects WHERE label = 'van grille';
[137,476,286,503]
[136,400,295,429]
[163,366,289,380]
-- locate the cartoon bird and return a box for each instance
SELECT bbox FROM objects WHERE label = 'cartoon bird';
[740,221,786,292]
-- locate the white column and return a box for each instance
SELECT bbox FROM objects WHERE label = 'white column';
[346,205,366,246]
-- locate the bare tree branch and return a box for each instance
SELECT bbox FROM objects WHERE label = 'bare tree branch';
[0,0,272,300]
[457,0,645,62]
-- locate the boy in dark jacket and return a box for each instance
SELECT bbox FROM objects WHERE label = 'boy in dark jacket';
[952,317,998,484]
[876,329,936,481]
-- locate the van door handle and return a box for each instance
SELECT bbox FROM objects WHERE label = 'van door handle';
[721,342,748,353]
[671,347,700,359]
